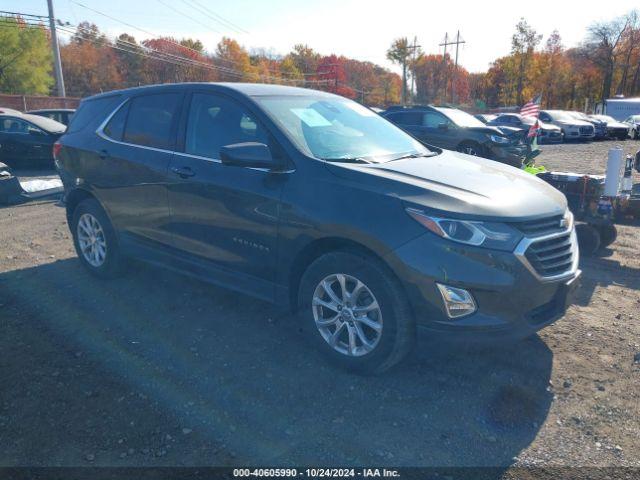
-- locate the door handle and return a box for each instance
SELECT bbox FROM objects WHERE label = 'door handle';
[98,149,109,160]
[171,166,196,178]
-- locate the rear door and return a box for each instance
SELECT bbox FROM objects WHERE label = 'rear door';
[166,91,286,297]
[93,92,182,248]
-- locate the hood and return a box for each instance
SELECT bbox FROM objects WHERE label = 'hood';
[538,121,560,131]
[606,121,629,129]
[467,125,505,136]
[325,150,567,221]
[557,119,591,127]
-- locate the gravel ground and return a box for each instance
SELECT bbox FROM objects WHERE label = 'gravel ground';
[0,140,639,471]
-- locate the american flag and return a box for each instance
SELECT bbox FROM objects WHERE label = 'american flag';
[520,93,542,118]
[520,93,542,138]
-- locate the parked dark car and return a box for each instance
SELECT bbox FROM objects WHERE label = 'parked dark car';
[55,83,580,373]
[0,112,66,168]
[474,113,497,124]
[27,108,76,126]
[488,113,563,144]
[382,105,527,167]
[591,114,631,140]
[566,111,607,140]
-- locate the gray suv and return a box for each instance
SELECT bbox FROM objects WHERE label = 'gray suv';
[54,83,581,373]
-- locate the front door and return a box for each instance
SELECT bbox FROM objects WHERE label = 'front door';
[0,117,50,167]
[167,92,286,295]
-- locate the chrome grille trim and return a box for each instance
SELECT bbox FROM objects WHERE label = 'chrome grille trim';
[514,227,580,282]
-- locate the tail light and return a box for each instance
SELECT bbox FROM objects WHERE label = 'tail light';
[53,141,62,160]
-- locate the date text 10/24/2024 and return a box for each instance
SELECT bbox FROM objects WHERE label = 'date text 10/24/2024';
[233,468,401,478]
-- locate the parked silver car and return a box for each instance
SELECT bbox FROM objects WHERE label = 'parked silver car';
[539,110,595,141]
[623,115,640,139]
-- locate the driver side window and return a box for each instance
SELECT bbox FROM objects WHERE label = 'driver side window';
[185,93,269,160]
[422,111,449,128]
[0,118,43,135]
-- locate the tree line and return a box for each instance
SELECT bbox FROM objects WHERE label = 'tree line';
[0,16,401,106]
[387,10,640,110]
[1,10,639,110]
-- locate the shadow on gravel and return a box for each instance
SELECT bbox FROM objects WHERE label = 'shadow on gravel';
[574,257,640,306]
[0,258,553,468]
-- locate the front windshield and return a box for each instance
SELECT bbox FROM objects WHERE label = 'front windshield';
[595,115,615,122]
[547,111,575,122]
[255,95,431,162]
[438,108,486,128]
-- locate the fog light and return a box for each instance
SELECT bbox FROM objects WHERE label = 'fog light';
[436,283,477,319]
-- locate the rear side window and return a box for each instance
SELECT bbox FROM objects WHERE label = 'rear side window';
[387,111,422,126]
[103,102,129,141]
[67,95,122,134]
[123,93,181,149]
[184,93,269,159]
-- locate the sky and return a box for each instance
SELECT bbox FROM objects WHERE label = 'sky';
[16,0,640,73]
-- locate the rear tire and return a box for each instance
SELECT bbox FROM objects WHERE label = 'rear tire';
[71,198,125,278]
[597,224,617,248]
[575,223,601,256]
[298,251,415,374]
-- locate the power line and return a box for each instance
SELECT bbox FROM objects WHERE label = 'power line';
[68,0,307,79]
[62,22,331,85]
[155,0,221,34]
[181,0,248,34]
[0,10,48,19]
[0,12,349,92]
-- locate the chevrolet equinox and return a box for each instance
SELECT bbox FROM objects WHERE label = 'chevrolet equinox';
[55,83,581,373]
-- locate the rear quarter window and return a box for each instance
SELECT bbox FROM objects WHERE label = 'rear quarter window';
[67,95,122,134]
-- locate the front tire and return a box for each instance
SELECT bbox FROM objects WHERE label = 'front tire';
[456,141,483,157]
[298,251,415,374]
[71,198,125,278]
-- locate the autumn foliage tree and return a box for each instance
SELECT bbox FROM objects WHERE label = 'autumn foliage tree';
[0,16,53,94]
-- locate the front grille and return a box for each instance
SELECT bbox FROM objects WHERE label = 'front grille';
[513,215,564,237]
[579,125,594,135]
[525,232,575,277]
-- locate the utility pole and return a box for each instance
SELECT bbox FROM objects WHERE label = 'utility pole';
[439,32,465,104]
[451,30,465,104]
[47,0,66,97]
[409,36,420,103]
[401,39,421,106]
[439,33,450,100]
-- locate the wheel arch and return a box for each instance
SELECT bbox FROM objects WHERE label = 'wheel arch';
[287,236,407,311]
[65,188,95,224]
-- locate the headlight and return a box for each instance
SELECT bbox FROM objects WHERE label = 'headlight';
[488,134,510,144]
[406,208,523,251]
[562,209,574,231]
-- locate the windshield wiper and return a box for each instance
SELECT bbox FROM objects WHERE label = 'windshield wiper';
[321,156,373,164]
[388,152,437,162]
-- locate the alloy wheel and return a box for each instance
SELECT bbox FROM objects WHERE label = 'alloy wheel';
[77,213,107,267]
[311,273,383,357]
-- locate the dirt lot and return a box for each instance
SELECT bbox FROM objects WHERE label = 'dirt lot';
[1,140,639,471]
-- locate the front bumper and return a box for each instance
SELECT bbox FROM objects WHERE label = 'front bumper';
[485,143,527,168]
[383,230,580,342]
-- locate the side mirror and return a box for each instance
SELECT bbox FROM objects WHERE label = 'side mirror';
[437,123,449,131]
[220,142,277,169]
